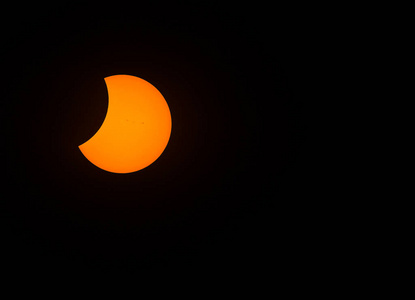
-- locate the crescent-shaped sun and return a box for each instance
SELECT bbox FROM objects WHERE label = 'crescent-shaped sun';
[78,74,172,174]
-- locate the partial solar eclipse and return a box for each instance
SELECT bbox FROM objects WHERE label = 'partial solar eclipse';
[79,75,172,173]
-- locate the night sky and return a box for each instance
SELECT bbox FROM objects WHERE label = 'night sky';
[2,3,311,277]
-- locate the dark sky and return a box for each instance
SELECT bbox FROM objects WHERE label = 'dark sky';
[2,3,311,277]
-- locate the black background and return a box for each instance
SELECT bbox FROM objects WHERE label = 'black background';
[2,2,311,277]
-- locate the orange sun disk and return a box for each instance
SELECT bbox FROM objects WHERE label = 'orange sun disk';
[78,75,172,173]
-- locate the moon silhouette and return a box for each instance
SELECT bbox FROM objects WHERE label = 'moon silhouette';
[78,74,172,174]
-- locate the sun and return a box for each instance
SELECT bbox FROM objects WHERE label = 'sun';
[78,75,172,173]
